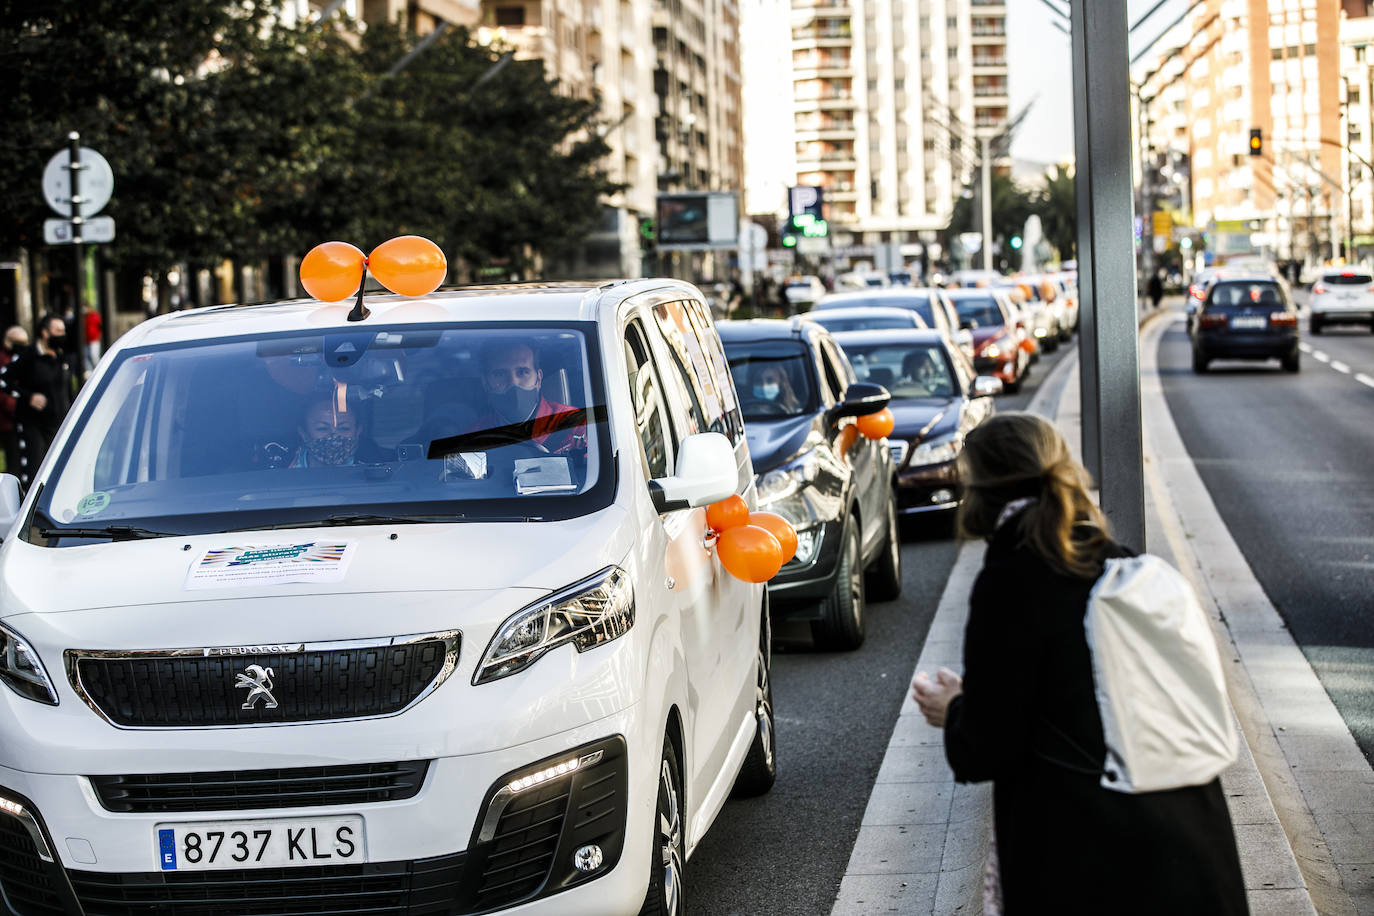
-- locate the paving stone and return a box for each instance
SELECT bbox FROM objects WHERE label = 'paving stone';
[862,782,953,827]
[829,873,938,916]
[932,861,986,915]
[1245,888,1320,916]
[844,824,946,876]
[1235,823,1309,890]
[876,747,953,784]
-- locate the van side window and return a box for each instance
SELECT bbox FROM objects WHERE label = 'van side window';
[680,299,745,446]
[624,321,674,480]
[650,301,712,438]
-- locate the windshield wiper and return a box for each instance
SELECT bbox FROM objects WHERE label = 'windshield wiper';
[38,525,175,541]
[251,513,537,530]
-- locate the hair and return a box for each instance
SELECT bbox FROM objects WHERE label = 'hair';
[956,412,1112,579]
[37,313,63,336]
[480,339,540,371]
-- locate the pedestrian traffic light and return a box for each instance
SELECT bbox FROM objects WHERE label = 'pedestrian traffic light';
[1249,128,1262,157]
[639,216,656,254]
[1010,235,1023,250]
[1180,236,1193,250]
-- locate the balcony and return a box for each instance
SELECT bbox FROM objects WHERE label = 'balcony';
[971,56,1007,71]
[793,0,852,9]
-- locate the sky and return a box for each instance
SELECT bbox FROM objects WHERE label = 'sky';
[1009,0,1191,165]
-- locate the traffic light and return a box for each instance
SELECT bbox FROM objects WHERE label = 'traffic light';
[781,218,799,248]
[639,216,656,247]
[1180,236,1193,250]
[1249,128,1262,157]
[1010,235,1023,250]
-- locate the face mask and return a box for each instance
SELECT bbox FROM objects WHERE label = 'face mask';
[305,433,358,466]
[47,335,66,352]
[754,383,780,400]
[491,386,541,424]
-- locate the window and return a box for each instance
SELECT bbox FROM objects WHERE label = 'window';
[624,321,673,480]
[494,5,525,26]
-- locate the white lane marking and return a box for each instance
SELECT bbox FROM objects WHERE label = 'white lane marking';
[1330,360,1352,374]
[1313,350,1331,363]
[1299,342,1313,353]
[1356,373,1374,388]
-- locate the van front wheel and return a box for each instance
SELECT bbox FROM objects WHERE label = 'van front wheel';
[638,738,685,916]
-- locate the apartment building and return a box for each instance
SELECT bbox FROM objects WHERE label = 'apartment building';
[282,0,481,30]
[1341,4,1374,260]
[785,0,1008,249]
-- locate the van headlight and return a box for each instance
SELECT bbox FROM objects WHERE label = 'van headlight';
[0,622,59,706]
[909,433,962,467]
[475,567,634,685]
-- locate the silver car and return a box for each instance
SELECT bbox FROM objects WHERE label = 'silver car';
[1309,268,1374,334]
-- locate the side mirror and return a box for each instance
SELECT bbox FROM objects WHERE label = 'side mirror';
[649,432,737,513]
[0,474,21,536]
[960,319,978,330]
[829,382,890,420]
[972,375,1003,398]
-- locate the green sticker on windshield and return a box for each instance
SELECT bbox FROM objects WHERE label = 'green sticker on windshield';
[77,491,111,517]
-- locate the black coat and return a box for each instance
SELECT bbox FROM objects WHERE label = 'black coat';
[943,517,1248,914]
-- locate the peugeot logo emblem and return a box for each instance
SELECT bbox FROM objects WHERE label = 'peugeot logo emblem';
[235,665,279,710]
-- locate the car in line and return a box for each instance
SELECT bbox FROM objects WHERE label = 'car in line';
[1184,267,1226,332]
[1309,268,1374,333]
[811,288,975,362]
[1190,274,1301,373]
[0,277,776,915]
[717,318,900,651]
[784,275,828,310]
[994,277,1057,355]
[947,287,1030,393]
[806,306,929,334]
[834,271,891,291]
[831,328,1001,519]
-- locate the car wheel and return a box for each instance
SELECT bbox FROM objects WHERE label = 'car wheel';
[1310,317,1323,334]
[731,602,777,798]
[865,496,902,602]
[1192,350,1209,374]
[811,514,865,650]
[1282,349,1300,373]
[638,738,685,916]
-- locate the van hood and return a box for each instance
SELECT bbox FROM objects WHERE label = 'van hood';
[0,507,634,621]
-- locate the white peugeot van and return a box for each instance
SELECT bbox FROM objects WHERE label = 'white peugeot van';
[0,280,778,915]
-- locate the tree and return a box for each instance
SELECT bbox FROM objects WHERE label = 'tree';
[943,170,1036,267]
[1033,165,1077,263]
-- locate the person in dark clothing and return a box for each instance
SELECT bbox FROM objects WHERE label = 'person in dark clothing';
[0,314,74,489]
[1146,270,1164,309]
[911,412,1247,915]
[0,326,28,476]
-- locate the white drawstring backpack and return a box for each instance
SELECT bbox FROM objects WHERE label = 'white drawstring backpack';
[1084,554,1239,794]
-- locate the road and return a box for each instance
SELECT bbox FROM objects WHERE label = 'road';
[685,337,1076,915]
[1157,298,1374,767]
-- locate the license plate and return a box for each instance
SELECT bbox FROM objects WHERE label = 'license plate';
[156,815,364,871]
[1230,316,1267,330]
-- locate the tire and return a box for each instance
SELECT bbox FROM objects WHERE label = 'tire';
[731,604,777,798]
[1310,316,1323,335]
[811,514,866,650]
[638,738,685,916]
[1192,350,1209,374]
[1003,374,1022,394]
[865,496,902,602]
[1282,349,1300,373]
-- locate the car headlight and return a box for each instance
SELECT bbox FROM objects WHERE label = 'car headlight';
[909,433,962,467]
[475,567,634,685]
[888,440,909,466]
[0,622,59,705]
[757,448,822,507]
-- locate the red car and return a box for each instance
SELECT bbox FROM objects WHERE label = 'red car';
[948,288,1028,393]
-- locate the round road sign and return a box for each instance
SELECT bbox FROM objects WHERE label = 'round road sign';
[43,148,114,218]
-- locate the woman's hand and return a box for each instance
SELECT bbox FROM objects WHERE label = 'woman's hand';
[911,667,963,728]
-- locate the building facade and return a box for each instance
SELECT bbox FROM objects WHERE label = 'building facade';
[783,0,1008,251]
[1341,5,1374,260]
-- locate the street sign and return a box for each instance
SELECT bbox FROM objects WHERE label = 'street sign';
[958,232,983,254]
[43,147,114,217]
[45,216,115,245]
[797,236,828,255]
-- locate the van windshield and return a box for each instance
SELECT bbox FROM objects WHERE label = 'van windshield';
[31,323,612,542]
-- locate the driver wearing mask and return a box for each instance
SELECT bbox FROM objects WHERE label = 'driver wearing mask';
[290,394,365,468]
[750,364,801,413]
[472,341,585,453]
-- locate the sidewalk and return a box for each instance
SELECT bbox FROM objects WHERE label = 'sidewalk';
[831,302,1374,915]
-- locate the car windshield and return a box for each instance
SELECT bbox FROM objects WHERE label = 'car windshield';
[840,342,956,400]
[32,322,612,541]
[822,295,933,326]
[1208,282,1283,309]
[952,296,1003,329]
[809,314,917,332]
[722,341,817,420]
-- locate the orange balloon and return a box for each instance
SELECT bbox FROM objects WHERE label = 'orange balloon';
[748,511,797,564]
[299,242,365,302]
[837,424,860,461]
[705,494,749,534]
[368,236,447,297]
[717,525,784,583]
[857,407,895,440]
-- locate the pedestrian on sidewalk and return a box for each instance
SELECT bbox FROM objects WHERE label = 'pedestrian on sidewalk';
[1147,270,1164,309]
[911,412,1247,915]
[0,314,75,490]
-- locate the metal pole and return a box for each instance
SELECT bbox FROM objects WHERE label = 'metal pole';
[67,131,86,380]
[1069,0,1145,550]
[1345,78,1355,262]
[981,136,993,271]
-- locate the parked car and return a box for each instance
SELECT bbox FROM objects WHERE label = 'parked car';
[1190,274,1301,373]
[947,269,1003,288]
[807,306,929,334]
[994,278,1056,355]
[1184,267,1227,332]
[947,288,1030,393]
[784,275,828,309]
[0,277,777,915]
[834,271,891,291]
[812,288,975,362]
[718,318,900,650]
[1309,268,1374,333]
[831,329,1001,518]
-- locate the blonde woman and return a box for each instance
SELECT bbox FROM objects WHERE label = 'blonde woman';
[911,412,1246,914]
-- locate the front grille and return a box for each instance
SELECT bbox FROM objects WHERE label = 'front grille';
[0,814,65,916]
[67,853,466,916]
[91,761,430,813]
[73,638,454,728]
[473,780,570,910]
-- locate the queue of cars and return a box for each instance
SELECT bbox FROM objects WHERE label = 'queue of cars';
[0,261,1066,916]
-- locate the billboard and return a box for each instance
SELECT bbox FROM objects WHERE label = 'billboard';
[657,193,740,249]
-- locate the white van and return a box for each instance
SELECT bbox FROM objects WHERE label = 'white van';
[0,280,775,915]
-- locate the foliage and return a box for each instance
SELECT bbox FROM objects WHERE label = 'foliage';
[943,170,1036,264]
[1034,165,1077,262]
[0,2,618,282]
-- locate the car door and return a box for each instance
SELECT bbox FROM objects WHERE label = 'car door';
[819,334,886,561]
